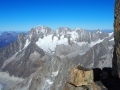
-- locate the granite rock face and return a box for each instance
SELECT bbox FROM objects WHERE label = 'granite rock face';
[112,0,120,78]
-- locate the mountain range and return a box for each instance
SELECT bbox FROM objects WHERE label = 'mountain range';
[0,26,114,90]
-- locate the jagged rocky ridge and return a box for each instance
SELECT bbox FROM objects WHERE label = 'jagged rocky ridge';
[0,25,115,90]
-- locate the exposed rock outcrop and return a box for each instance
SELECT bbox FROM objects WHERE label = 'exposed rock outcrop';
[70,66,93,86]
[65,81,107,90]
[64,65,107,90]
[112,0,120,78]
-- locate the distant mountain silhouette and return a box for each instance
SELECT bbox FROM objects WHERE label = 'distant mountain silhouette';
[0,31,18,48]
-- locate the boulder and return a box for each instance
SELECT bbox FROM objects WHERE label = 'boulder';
[70,65,93,86]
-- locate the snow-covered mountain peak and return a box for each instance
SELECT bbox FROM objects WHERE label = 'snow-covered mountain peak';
[25,26,52,42]
[36,25,46,33]
[56,27,71,35]
[28,25,51,35]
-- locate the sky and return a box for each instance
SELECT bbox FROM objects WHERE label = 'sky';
[0,0,115,32]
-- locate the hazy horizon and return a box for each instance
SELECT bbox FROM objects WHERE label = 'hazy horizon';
[0,28,113,34]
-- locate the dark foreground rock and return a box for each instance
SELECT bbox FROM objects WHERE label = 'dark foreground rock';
[101,68,120,90]
[112,0,120,78]
[92,67,120,90]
